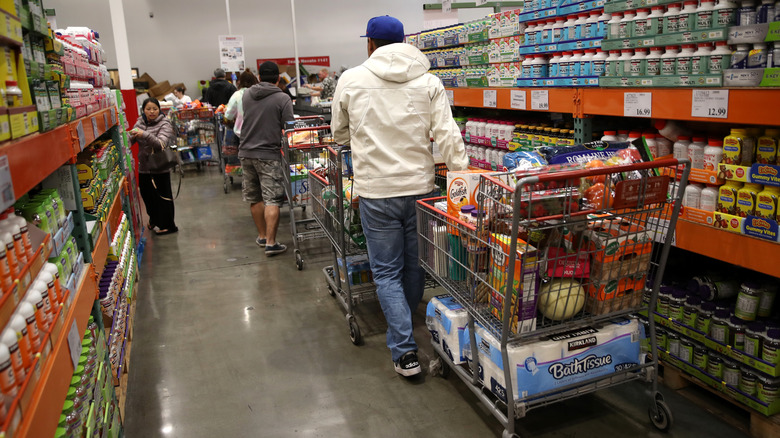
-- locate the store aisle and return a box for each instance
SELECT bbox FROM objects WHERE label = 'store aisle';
[124,169,750,438]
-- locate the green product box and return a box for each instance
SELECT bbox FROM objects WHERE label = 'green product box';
[465,76,489,87]
[602,27,728,51]
[37,108,57,132]
[468,54,489,66]
[599,74,723,87]
[18,4,30,30]
[47,80,61,109]
[467,29,489,43]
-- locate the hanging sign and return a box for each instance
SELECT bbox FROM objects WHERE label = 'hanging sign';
[218,35,246,72]
[256,57,331,68]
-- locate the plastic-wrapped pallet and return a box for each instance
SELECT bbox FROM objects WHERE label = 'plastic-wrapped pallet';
[426,295,468,364]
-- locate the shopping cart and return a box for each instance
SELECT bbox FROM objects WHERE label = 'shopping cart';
[281,116,330,270]
[310,147,450,345]
[170,107,220,171]
[215,113,241,193]
[416,158,690,437]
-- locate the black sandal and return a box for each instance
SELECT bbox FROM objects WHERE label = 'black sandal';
[147,223,155,230]
[155,227,178,235]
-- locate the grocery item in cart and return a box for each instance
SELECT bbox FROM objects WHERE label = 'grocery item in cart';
[426,295,469,364]
[447,169,497,215]
[585,274,646,315]
[289,130,319,145]
[539,141,633,165]
[488,233,538,334]
[538,278,586,321]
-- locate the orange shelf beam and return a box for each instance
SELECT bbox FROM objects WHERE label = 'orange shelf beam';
[449,88,577,114]
[14,266,98,438]
[675,219,780,278]
[1,127,72,199]
[67,108,117,155]
[580,88,780,125]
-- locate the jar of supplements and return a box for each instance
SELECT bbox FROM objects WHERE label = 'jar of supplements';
[657,327,669,350]
[740,367,758,396]
[657,286,672,316]
[693,344,709,369]
[729,316,746,350]
[758,282,777,318]
[707,354,724,378]
[723,358,741,387]
[683,295,701,327]
[744,321,765,357]
[680,338,695,363]
[668,332,681,356]
[757,375,780,404]
[763,328,780,365]
[735,281,761,321]
[668,289,687,321]
[695,301,716,334]
[709,308,731,344]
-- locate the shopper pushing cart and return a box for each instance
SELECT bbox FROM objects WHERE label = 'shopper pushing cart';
[330,15,469,376]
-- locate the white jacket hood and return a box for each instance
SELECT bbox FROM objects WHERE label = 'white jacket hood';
[362,43,431,84]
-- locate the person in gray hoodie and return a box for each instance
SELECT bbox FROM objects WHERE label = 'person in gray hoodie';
[239,62,295,256]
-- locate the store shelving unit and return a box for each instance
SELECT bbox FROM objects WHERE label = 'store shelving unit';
[91,177,127,279]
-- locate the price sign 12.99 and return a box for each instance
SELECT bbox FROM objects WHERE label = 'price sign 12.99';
[691,89,729,119]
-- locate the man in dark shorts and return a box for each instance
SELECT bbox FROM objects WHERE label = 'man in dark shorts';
[239,62,295,255]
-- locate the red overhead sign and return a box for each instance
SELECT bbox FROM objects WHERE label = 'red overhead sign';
[256,56,330,68]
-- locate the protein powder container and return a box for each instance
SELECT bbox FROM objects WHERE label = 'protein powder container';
[757,375,780,404]
[740,367,758,395]
[696,301,716,334]
[763,328,780,365]
[707,353,724,378]
[709,308,731,344]
[693,344,709,369]
[683,295,701,327]
[736,282,762,321]
[723,358,741,386]
[679,338,695,362]
[744,321,765,357]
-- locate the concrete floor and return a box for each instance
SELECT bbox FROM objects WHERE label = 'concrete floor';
[124,168,751,438]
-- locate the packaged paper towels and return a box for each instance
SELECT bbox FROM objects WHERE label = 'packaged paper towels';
[426,295,468,364]
[465,318,641,402]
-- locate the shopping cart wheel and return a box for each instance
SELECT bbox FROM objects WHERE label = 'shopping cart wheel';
[648,399,673,431]
[295,252,304,270]
[436,354,451,379]
[348,317,362,345]
[223,180,229,194]
[501,430,520,438]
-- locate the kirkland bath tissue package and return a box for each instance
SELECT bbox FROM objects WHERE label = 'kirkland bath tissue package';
[426,294,469,364]
[465,318,640,403]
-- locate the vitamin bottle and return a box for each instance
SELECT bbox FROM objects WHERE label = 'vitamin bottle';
[700,185,719,211]
[678,0,699,32]
[757,128,779,163]
[676,44,696,75]
[646,46,663,75]
[630,48,648,76]
[684,183,704,208]
[718,181,743,214]
[632,8,651,37]
[656,133,673,156]
[738,0,758,25]
[608,12,623,40]
[673,135,691,160]
[581,49,596,75]
[605,50,620,76]
[735,282,761,321]
[692,43,713,75]
[664,3,683,34]
[703,138,724,170]
[714,0,739,26]
[647,6,665,35]
[592,49,608,76]
[0,329,24,385]
[697,0,717,29]
[661,46,680,76]
[584,11,599,39]
[688,136,707,169]
[620,10,636,39]
[755,185,780,219]
[731,44,751,69]
[618,49,634,76]
[736,183,763,217]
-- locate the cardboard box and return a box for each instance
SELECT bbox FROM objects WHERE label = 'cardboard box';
[446,169,497,216]
[149,80,172,99]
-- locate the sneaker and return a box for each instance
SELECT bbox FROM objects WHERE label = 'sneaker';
[255,237,266,247]
[393,351,422,377]
[264,243,287,256]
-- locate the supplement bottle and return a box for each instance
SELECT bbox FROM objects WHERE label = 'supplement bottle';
[757,376,780,404]
[692,43,713,75]
[0,344,18,406]
[757,128,779,163]
[584,11,599,39]
[766,328,780,365]
[644,133,658,157]
[668,332,681,356]
[525,21,538,46]
[620,10,636,39]
[522,56,534,78]
[693,344,709,369]
[661,46,680,76]
[531,55,549,77]
[723,128,748,165]
[657,286,673,315]
[723,359,741,386]
[570,50,584,77]
[736,183,762,217]
[714,0,739,26]
[744,321,765,356]
[683,295,701,327]
[700,186,719,211]
[656,133,673,156]
[679,338,695,362]
[710,40,732,73]
[771,41,780,68]
[563,15,578,41]
[25,285,51,332]
[758,281,777,317]
[0,230,18,278]
[633,8,651,37]
[748,43,768,68]
[696,301,717,333]
[740,368,758,395]
[646,46,663,75]
[618,130,630,141]
[684,183,703,208]
[552,17,566,42]
[597,11,612,37]
[559,51,573,77]
[592,49,608,76]
[673,135,691,160]
[703,138,724,170]
[576,13,590,40]
[617,49,633,76]
[664,3,683,34]
[647,6,665,35]
[548,53,562,77]
[710,308,731,343]
[718,181,743,214]
[708,354,724,378]
[756,186,780,219]
[669,289,687,320]
[18,303,41,352]
[676,44,696,75]
[730,316,747,349]
[688,136,707,169]
[698,0,717,29]
[541,19,555,44]
[608,12,623,40]
[601,130,620,141]
[630,48,648,76]
[736,282,761,321]
[678,0,699,32]
[605,50,621,76]
[9,315,32,369]
[700,278,741,300]
[758,0,776,22]
[656,328,669,350]
[581,49,596,75]
[0,329,24,385]
[731,44,751,69]
[738,0,758,25]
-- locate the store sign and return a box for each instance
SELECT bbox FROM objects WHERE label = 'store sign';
[257,56,331,68]
[218,35,246,72]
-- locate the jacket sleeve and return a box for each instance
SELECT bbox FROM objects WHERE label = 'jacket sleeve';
[224,92,239,120]
[331,80,350,146]
[281,96,294,126]
[430,81,468,171]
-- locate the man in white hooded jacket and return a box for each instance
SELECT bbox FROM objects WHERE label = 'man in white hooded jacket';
[331,15,468,378]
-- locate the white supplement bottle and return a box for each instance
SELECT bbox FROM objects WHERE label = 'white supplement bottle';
[657,134,673,156]
[715,0,739,26]
[758,0,776,22]
[627,131,642,147]
[0,223,25,267]
[710,40,733,72]
[465,119,476,136]
[664,3,683,34]
[570,50,584,77]
[684,183,704,208]
[24,286,50,332]
[698,0,717,29]
[552,17,566,43]
[648,6,665,36]
[601,130,620,142]
[748,43,768,68]
[598,11,612,38]
[700,186,719,211]
[630,48,648,76]
[620,10,636,39]
[549,53,562,77]
[564,14,578,41]
[32,280,56,323]
[559,51,573,77]
[581,49,596,75]
[18,303,41,351]
[476,119,488,137]
[608,12,624,40]
[618,49,634,76]
[525,21,538,46]
[633,8,651,37]
[605,50,620,76]
[704,138,724,171]
[592,49,608,76]
[584,11,599,39]
[738,0,758,25]
[575,12,589,39]
[676,44,696,75]
[678,0,699,32]
[673,135,692,160]
[618,130,630,141]
[730,44,751,69]
[644,133,659,157]
[531,54,549,78]
[692,43,713,75]
[43,263,64,305]
[646,47,664,75]
[522,56,534,78]
[0,230,18,278]
[661,46,681,76]
[10,216,31,260]
[772,41,780,67]
[688,136,707,169]
[9,315,32,369]
[0,329,25,384]
[541,19,555,44]
[0,344,18,407]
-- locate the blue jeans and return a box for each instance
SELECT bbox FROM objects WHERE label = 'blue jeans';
[359,191,437,362]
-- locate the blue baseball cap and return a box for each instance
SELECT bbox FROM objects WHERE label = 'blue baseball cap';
[361,15,404,43]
